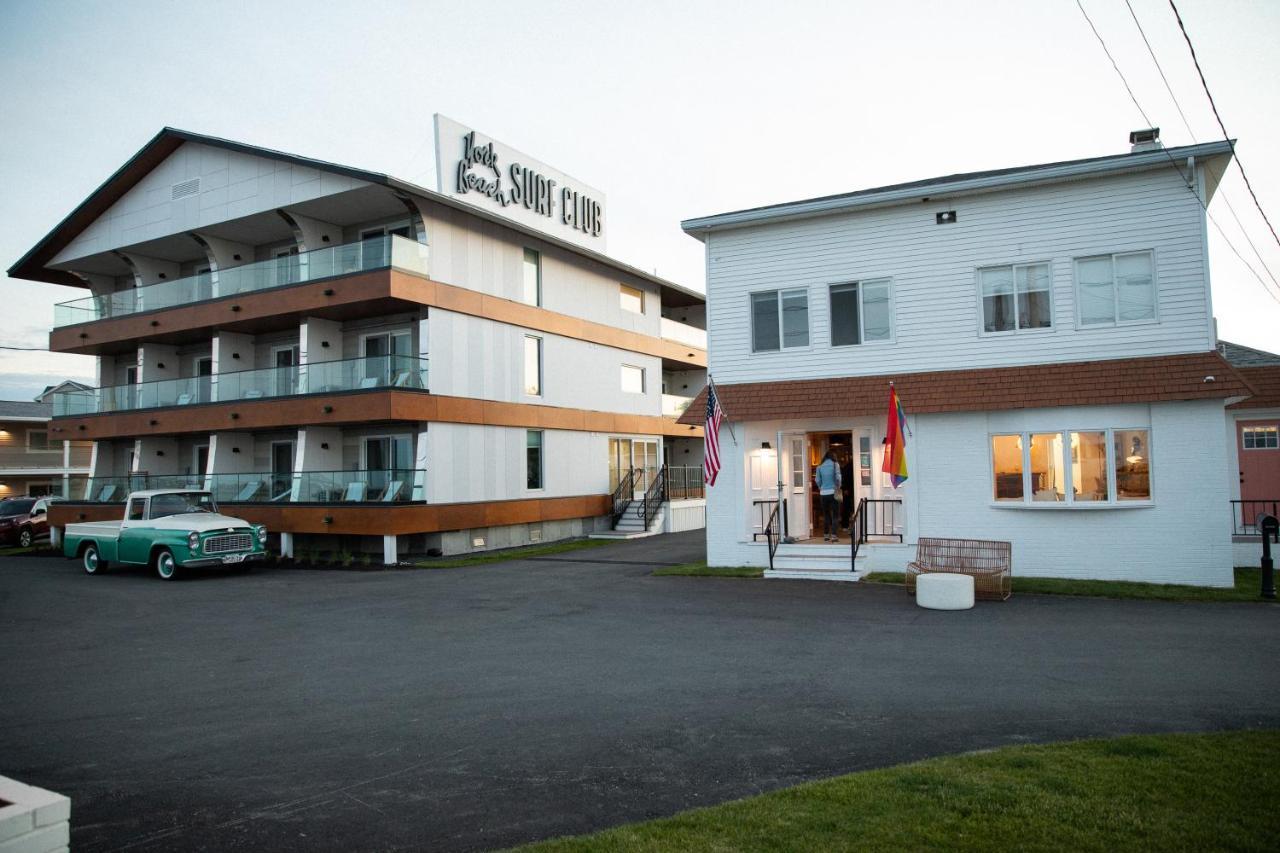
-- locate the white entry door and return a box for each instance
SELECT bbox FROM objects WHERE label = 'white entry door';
[785,433,808,540]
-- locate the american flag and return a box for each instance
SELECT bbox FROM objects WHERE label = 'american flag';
[704,378,725,487]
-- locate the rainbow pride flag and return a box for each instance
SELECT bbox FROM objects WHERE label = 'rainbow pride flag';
[882,384,909,487]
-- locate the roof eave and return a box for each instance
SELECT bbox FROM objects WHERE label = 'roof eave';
[680,140,1235,236]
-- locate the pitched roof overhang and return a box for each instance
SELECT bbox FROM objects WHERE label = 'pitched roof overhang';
[8,128,704,306]
[681,140,1235,239]
[678,351,1254,425]
[1228,365,1280,410]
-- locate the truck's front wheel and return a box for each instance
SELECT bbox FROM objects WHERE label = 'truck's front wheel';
[82,544,108,574]
[155,548,180,581]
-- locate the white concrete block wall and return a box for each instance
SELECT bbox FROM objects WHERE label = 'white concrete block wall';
[426,424,612,504]
[0,775,70,853]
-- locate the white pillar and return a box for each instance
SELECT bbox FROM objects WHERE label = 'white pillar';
[50,526,61,549]
[279,532,294,559]
[382,535,397,566]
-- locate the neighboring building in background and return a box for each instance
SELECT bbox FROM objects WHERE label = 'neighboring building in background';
[681,130,1258,587]
[0,382,94,499]
[1220,340,1280,566]
[8,122,706,562]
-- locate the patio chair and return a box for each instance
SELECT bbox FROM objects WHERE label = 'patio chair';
[378,480,405,502]
[905,537,1012,601]
[391,370,412,388]
[342,482,368,502]
[175,392,193,405]
[234,481,264,502]
[270,487,293,502]
[358,376,380,389]
[242,388,265,399]
[95,484,118,502]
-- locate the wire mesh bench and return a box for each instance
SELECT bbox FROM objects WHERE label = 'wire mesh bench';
[905,537,1012,601]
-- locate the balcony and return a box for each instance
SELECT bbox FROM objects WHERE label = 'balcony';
[80,469,426,504]
[660,317,707,350]
[661,393,694,418]
[54,235,429,328]
[54,355,430,417]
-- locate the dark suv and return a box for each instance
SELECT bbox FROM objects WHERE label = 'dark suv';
[0,497,52,548]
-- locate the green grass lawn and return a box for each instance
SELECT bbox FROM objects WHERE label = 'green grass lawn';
[519,731,1280,852]
[652,561,762,578]
[864,567,1274,603]
[412,537,615,569]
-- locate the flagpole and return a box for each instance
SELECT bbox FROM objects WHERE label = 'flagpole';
[889,380,913,438]
[708,375,737,444]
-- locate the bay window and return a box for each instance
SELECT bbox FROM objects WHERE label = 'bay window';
[1076,251,1156,325]
[990,428,1151,505]
[751,288,809,352]
[979,263,1052,332]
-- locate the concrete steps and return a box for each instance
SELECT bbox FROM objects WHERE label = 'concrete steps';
[765,542,866,581]
[590,504,665,540]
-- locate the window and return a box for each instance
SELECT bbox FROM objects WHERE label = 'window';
[524,336,542,396]
[751,288,808,352]
[979,263,1051,332]
[621,364,645,394]
[620,284,644,314]
[830,280,893,345]
[1243,425,1279,449]
[522,248,541,306]
[991,428,1152,505]
[127,499,146,521]
[526,430,543,490]
[1076,251,1155,326]
[26,430,50,451]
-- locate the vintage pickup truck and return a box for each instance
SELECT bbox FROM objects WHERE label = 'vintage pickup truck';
[63,489,268,580]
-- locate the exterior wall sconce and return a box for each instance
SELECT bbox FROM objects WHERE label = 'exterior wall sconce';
[230,413,239,420]
[156,362,165,369]
[762,441,771,449]
[231,353,240,359]
[322,235,331,243]
[78,425,86,431]
[156,450,164,457]
[233,254,242,261]
[936,210,957,225]
[231,305,241,313]
[322,515,333,525]
[79,333,88,339]
[151,321,160,327]
[322,406,333,413]
[323,288,334,296]
[148,419,158,426]
[232,447,241,453]
[157,273,167,280]
[320,442,329,449]
[78,513,86,521]
[321,341,330,348]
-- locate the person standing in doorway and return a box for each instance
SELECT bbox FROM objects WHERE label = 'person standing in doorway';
[814,450,842,542]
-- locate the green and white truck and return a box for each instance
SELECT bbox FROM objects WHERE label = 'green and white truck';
[63,489,268,580]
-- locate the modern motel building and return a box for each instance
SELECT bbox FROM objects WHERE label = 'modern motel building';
[680,131,1277,586]
[8,125,707,561]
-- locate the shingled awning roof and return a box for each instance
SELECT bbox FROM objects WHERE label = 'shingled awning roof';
[1228,365,1280,410]
[679,351,1254,425]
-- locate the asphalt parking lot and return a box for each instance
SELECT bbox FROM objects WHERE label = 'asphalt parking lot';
[2,534,1278,852]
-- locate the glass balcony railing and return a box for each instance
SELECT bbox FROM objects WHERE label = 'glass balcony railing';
[53,355,430,417]
[54,235,430,327]
[81,470,426,504]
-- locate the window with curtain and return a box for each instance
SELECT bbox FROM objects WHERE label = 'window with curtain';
[830,280,892,345]
[979,263,1052,332]
[1076,251,1155,325]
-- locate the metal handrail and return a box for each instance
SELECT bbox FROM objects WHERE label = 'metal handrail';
[850,497,904,570]
[1231,499,1280,535]
[641,466,668,531]
[610,468,636,526]
[666,465,705,500]
[764,502,781,570]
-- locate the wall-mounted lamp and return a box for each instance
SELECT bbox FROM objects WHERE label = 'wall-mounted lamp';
[320,442,329,450]
[149,419,158,426]
[78,425,86,431]
[157,273,168,280]
[322,235,331,243]
[79,333,88,340]
[232,447,241,454]
[323,288,334,296]
[231,353,240,360]
[233,253,242,261]
[151,321,160,328]
[156,362,165,369]
[155,450,165,457]
[78,513,86,521]
[322,406,333,414]
[230,413,239,420]
[761,441,772,450]
[231,305,241,313]
[936,210,957,225]
[320,341,330,348]
[322,515,333,525]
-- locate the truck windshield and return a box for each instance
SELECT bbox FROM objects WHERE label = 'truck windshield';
[149,493,218,518]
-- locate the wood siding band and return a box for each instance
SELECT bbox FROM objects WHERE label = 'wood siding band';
[49,493,613,536]
[50,389,704,440]
[49,269,706,368]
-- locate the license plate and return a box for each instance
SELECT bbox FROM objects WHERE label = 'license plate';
[221,554,245,564]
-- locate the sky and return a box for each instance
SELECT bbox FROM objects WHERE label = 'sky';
[1,0,1278,400]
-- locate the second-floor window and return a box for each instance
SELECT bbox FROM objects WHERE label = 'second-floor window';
[830,279,892,346]
[1076,251,1156,326]
[751,288,808,352]
[979,263,1052,333]
[523,248,542,307]
[621,364,646,394]
[620,284,644,314]
[26,429,50,451]
[524,335,542,396]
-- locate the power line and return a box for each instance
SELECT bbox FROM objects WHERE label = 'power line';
[1168,0,1280,252]
[1074,0,1280,306]
[1123,0,1280,290]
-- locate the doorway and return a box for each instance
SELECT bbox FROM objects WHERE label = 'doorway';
[363,435,412,495]
[802,432,855,542]
[608,437,659,495]
[270,441,294,500]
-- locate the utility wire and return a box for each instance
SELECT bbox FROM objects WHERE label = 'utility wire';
[1123,0,1280,290]
[1168,0,1280,252]
[1074,0,1280,306]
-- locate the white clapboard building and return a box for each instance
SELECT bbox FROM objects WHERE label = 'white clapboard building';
[680,130,1261,587]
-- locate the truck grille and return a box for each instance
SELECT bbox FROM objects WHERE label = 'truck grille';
[205,533,254,554]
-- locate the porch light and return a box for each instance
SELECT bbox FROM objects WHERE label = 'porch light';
[762,441,771,449]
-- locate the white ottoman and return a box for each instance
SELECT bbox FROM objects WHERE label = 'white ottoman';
[916,572,975,610]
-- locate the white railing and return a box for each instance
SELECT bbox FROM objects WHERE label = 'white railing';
[660,317,707,350]
[662,393,694,418]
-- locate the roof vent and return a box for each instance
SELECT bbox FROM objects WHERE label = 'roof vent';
[1129,128,1161,153]
[171,178,201,200]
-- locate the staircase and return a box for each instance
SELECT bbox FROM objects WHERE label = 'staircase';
[765,542,866,581]
[591,502,665,539]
